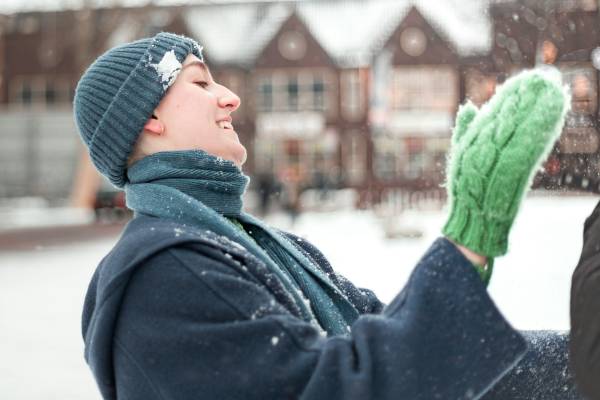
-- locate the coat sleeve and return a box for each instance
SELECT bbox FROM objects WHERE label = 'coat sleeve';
[570,199,600,399]
[113,237,526,400]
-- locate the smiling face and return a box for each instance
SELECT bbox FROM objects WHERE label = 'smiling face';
[133,53,246,167]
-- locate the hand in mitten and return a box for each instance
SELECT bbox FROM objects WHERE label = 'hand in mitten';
[443,68,570,283]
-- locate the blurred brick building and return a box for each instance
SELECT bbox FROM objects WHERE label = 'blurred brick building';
[0,0,598,205]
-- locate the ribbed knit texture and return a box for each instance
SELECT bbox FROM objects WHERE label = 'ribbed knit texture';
[125,150,360,336]
[127,150,248,214]
[73,32,203,188]
[443,68,570,260]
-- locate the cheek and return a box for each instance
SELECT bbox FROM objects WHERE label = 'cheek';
[168,92,214,135]
[181,93,215,126]
[165,85,211,114]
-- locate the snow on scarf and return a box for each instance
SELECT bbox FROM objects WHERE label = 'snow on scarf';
[124,150,359,336]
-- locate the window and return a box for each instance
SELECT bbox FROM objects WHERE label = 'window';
[256,71,331,112]
[391,66,458,111]
[313,77,325,110]
[45,81,57,104]
[10,76,71,107]
[287,76,299,111]
[278,31,307,61]
[13,77,46,106]
[18,15,40,34]
[400,27,427,57]
[341,69,365,120]
[19,81,33,105]
[258,77,273,111]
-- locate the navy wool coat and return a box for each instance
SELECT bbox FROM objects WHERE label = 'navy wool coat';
[82,215,532,400]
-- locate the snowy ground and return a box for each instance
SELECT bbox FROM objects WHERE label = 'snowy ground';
[0,192,597,399]
[283,192,597,331]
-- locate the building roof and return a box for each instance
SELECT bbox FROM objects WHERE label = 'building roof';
[300,0,492,66]
[3,0,494,67]
[294,1,409,67]
[183,0,492,67]
[183,2,292,66]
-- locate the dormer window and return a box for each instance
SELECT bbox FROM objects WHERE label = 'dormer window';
[278,31,307,61]
[400,27,427,57]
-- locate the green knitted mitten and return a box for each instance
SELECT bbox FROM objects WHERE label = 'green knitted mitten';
[443,68,570,264]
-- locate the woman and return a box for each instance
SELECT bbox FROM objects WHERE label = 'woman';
[75,32,576,399]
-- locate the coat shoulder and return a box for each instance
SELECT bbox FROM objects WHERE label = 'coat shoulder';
[107,215,255,268]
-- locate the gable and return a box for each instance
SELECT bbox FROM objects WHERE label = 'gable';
[255,12,335,69]
[383,6,459,65]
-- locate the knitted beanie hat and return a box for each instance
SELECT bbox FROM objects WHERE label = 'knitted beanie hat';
[73,32,204,188]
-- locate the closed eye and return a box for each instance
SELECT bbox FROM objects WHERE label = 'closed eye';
[194,81,209,88]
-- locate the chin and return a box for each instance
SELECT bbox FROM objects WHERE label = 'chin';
[233,153,247,169]
[233,146,247,168]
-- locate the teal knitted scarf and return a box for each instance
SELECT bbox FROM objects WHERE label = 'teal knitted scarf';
[125,150,359,336]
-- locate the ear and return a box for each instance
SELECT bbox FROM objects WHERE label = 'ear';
[143,115,164,135]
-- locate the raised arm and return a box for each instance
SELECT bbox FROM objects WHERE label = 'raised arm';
[107,239,525,400]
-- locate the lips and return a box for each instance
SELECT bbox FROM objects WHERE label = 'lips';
[216,118,234,130]
[217,121,233,130]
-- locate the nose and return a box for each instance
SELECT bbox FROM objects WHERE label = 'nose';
[217,84,241,112]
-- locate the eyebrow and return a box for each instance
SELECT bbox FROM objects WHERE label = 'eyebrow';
[182,61,210,75]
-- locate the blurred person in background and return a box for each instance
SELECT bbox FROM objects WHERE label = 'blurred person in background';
[75,32,577,400]
[278,162,305,224]
[255,170,280,216]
